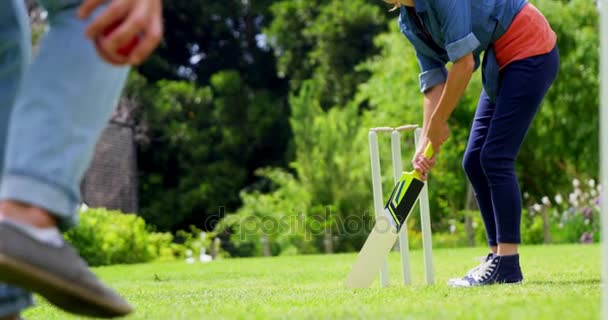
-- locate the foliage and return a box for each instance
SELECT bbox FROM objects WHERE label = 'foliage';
[126,0,601,256]
[289,82,373,252]
[143,0,280,85]
[266,0,388,108]
[137,74,289,231]
[66,208,226,266]
[65,208,165,266]
[526,177,601,244]
[133,0,291,233]
[216,81,377,256]
[521,212,546,245]
[437,175,602,247]
[214,168,313,257]
[173,225,222,261]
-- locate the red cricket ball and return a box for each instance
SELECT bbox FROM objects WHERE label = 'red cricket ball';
[96,21,139,59]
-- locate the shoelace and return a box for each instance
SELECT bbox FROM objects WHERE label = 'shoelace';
[464,255,492,276]
[470,259,497,282]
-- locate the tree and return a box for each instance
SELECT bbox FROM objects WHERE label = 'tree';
[134,1,292,231]
[136,71,290,231]
[289,81,371,252]
[266,0,388,108]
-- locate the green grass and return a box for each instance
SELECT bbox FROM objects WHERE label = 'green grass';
[24,244,599,320]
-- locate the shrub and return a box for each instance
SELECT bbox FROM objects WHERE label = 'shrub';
[430,209,546,247]
[65,208,178,266]
[521,212,545,245]
[525,177,601,244]
[147,231,182,262]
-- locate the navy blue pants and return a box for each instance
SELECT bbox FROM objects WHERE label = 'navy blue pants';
[463,46,559,246]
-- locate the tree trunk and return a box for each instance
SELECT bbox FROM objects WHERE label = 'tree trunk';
[261,234,271,257]
[210,238,221,259]
[324,230,334,254]
[464,183,476,246]
[542,209,552,244]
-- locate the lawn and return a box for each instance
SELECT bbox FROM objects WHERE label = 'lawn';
[24,244,599,320]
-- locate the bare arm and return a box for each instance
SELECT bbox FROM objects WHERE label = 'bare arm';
[431,53,475,123]
[424,53,474,152]
[413,53,474,178]
[422,83,444,137]
[413,80,442,179]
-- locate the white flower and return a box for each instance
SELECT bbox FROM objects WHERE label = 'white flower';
[554,194,563,205]
[559,223,564,229]
[589,179,596,188]
[533,204,543,212]
[523,192,529,199]
[542,196,551,206]
[573,178,580,188]
[472,221,478,229]
[449,225,456,234]
[569,193,578,204]
[574,188,582,196]
[591,190,598,197]
[585,219,591,225]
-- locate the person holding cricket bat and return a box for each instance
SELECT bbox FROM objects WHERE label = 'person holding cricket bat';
[385,0,559,286]
[0,0,162,319]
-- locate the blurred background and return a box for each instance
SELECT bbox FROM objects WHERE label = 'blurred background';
[25,0,601,264]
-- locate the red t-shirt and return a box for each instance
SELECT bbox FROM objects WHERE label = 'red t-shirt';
[494,3,557,69]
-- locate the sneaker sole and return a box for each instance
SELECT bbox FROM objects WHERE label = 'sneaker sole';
[0,253,132,318]
[448,279,524,288]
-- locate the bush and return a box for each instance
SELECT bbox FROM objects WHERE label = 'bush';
[521,212,545,245]
[65,208,179,266]
[525,177,601,244]
[147,231,183,262]
[428,209,546,247]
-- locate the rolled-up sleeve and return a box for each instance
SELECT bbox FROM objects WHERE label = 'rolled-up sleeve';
[416,52,447,93]
[401,18,447,92]
[429,0,480,62]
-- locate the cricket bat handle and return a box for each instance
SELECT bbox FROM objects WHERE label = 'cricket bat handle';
[423,143,434,159]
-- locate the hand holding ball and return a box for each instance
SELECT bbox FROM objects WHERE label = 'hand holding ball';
[94,21,139,64]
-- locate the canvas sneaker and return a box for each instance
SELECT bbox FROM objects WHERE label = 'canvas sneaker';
[447,253,495,286]
[449,254,523,287]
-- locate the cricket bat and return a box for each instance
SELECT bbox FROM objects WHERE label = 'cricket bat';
[344,143,434,288]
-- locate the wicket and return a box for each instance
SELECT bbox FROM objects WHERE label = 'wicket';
[368,125,435,286]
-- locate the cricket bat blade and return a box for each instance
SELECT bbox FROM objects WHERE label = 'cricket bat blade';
[344,214,399,288]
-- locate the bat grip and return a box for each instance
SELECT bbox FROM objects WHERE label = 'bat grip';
[423,143,434,158]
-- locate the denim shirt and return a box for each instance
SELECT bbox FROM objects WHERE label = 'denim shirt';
[398,0,527,102]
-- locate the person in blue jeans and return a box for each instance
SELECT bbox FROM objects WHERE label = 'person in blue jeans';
[0,0,162,318]
[385,0,559,286]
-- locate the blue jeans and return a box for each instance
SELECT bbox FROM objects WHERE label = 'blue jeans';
[0,0,128,315]
[462,46,559,246]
